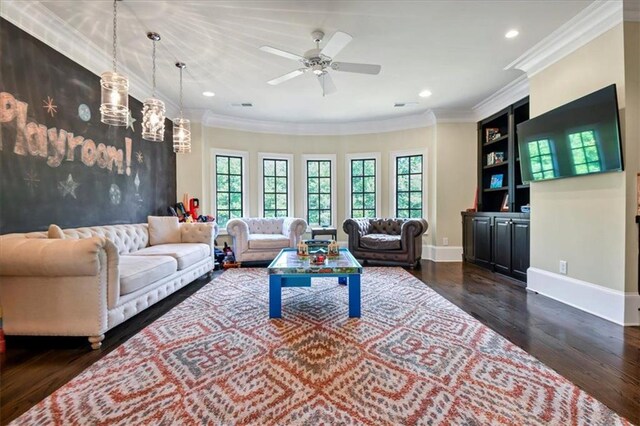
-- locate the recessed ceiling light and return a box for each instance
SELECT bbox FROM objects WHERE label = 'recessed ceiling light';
[202,91,216,97]
[419,90,432,98]
[505,29,519,39]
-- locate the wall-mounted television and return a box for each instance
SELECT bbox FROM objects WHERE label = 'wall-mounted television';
[517,84,623,183]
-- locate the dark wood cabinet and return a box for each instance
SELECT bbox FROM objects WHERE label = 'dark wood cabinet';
[461,212,530,284]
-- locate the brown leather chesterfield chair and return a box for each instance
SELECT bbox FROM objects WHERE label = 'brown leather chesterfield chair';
[343,218,428,268]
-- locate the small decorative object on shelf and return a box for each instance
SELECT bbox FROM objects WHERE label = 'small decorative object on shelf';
[486,128,501,142]
[297,240,309,257]
[500,194,509,212]
[490,174,504,188]
[520,204,531,213]
[327,240,339,257]
[487,152,495,166]
[494,151,505,163]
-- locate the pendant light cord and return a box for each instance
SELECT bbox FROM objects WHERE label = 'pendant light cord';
[179,66,184,118]
[152,40,156,97]
[112,0,118,73]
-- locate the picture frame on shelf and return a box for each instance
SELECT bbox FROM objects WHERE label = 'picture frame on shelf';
[494,151,505,163]
[485,128,501,142]
[490,174,504,188]
[500,193,509,212]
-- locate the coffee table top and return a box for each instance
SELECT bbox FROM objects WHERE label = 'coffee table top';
[268,248,362,275]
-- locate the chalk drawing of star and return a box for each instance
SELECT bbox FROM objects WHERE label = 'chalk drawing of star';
[42,96,58,117]
[136,151,144,163]
[24,168,40,193]
[127,110,136,131]
[58,173,80,199]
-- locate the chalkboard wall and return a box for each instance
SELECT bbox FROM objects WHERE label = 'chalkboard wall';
[0,19,177,234]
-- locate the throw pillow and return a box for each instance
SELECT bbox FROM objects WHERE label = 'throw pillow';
[148,216,181,245]
[47,224,65,239]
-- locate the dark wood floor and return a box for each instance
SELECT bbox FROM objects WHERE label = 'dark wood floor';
[1,262,639,425]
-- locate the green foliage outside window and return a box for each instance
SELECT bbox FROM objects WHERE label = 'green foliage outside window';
[351,159,376,218]
[216,155,243,226]
[307,160,332,226]
[263,159,289,218]
[395,155,422,218]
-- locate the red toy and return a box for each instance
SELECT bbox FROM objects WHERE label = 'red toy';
[189,198,200,220]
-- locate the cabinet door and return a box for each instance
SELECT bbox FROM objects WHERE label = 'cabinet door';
[473,217,492,268]
[463,215,475,262]
[512,219,530,282]
[493,218,512,275]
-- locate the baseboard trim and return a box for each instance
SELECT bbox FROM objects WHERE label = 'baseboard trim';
[528,267,640,326]
[424,245,463,262]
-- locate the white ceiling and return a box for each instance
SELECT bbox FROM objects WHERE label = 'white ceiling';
[34,0,592,124]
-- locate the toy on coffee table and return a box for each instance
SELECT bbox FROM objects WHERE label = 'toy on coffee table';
[297,240,309,257]
[310,252,327,265]
[327,240,339,257]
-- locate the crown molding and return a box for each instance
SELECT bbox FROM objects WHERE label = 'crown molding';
[505,0,623,77]
[0,0,180,116]
[200,110,437,136]
[472,74,530,120]
[431,109,476,123]
[624,0,640,21]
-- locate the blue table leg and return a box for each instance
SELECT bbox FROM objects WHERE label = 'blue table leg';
[338,276,347,285]
[269,274,282,318]
[348,274,361,317]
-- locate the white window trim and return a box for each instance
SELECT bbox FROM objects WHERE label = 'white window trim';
[301,153,337,229]
[389,149,428,220]
[211,148,250,231]
[257,152,294,218]
[344,152,381,219]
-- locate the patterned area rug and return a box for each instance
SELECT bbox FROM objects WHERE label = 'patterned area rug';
[13,268,630,425]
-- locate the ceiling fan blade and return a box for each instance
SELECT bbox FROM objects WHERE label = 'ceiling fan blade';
[267,69,306,85]
[318,72,337,96]
[331,62,381,75]
[259,45,304,62]
[320,31,353,58]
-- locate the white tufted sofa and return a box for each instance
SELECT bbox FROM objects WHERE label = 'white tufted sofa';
[0,221,217,349]
[226,217,307,262]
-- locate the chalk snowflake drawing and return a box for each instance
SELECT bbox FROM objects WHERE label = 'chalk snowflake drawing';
[58,174,79,199]
[24,168,40,193]
[109,184,121,205]
[78,104,91,122]
[126,110,136,131]
[42,96,58,117]
[134,172,144,205]
[136,151,144,163]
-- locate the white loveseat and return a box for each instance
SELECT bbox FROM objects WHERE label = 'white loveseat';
[226,217,307,262]
[0,218,218,349]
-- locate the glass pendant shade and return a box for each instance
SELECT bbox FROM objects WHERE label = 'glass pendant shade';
[142,98,165,141]
[173,118,191,153]
[100,71,129,126]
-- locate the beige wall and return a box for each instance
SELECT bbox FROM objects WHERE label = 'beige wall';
[176,122,476,250]
[529,24,632,292]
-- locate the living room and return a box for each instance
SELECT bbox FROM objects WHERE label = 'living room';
[1,0,639,424]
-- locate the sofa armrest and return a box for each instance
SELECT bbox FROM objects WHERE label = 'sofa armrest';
[180,222,218,253]
[226,219,249,254]
[343,218,372,250]
[400,219,428,254]
[282,217,308,245]
[0,236,110,277]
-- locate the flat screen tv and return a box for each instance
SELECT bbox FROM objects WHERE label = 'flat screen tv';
[517,84,623,183]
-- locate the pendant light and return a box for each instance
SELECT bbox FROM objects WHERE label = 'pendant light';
[141,32,166,141]
[173,62,191,153]
[100,0,129,126]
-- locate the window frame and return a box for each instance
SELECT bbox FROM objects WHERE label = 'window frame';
[301,153,337,228]
[567,129,602,175]
[345,152,381,219]
[526,137,557,181]
[258,152,294,218]
[389,149,427,220]
[211,148,249,228]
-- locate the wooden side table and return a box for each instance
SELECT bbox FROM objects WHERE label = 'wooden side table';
[311,227,337,240]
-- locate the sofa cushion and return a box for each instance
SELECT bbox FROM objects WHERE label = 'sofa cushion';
[244,218,285,234]
[248,234,290,250]
[119,255,177,295]
[360,233,402,250]
[370,219,404,235]
[47,224,65,239]
[148,216,181,246]
[131,243,210,270]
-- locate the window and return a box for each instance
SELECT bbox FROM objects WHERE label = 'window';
[259,153,293,218]
[213,151,247,227]
[527,139,555,180]
[394,153,423,218]
[346,153,380,218]
[569,130,601,175]
[303,155,336,227]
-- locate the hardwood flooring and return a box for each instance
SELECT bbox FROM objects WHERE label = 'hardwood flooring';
[1,263,639,425]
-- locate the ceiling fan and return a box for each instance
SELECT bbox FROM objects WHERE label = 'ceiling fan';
[260,30,382,96]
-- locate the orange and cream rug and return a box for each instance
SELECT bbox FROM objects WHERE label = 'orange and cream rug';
[12,268,631,425]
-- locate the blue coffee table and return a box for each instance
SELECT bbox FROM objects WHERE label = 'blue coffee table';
[267,248,363,318]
